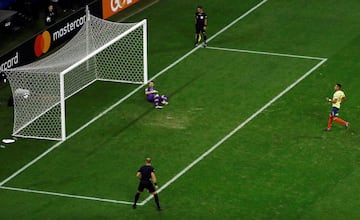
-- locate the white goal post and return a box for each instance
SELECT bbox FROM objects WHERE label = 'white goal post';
[5,11,148,141]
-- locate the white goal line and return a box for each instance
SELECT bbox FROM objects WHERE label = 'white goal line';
[0,0,269,186]
[2,0,329,207]
[1,0,329,207]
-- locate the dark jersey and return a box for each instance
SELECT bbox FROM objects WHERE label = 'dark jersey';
[145,86,156,101]
[45,11,56,25]
[195,12,207,27]
[138,165,155,183]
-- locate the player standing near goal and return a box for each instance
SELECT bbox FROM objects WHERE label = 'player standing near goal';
[324,83,350,131]
[145,81,168,109]
[195,6,208,47]
[132,158,162,211]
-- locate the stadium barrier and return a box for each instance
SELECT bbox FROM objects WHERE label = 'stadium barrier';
[0,0,140,72]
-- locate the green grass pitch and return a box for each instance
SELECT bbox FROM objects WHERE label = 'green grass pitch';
[1,0,360,219]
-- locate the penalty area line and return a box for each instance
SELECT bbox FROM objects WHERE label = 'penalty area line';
[0,186,134,205]
[141,58,328,205]
[206,46,327,61]
[0,0,268,188]
[0,0,269,204]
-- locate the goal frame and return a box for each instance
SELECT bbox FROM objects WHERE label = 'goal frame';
[6,12,148,141]
[58,18,148,140]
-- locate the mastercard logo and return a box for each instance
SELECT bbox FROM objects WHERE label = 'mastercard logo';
[34,31,51,57]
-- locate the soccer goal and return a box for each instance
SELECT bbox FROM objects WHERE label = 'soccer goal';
[5,11,148,141]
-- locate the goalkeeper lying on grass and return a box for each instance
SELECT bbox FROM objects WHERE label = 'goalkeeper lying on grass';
[145,81,168,109]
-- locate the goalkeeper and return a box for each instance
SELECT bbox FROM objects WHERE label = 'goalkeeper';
[145,81,168,109]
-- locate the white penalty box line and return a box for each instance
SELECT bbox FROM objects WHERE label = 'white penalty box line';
[0,186,133,205]
[2,0,316,206]
[0,55,327,206]
[0,0,270,188]
[206,46,327,61]
[141,55,328,205]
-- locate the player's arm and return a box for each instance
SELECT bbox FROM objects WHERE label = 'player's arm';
[136,171,141,179]
[145,89,158,95]
[203,16,208,31]
[326,97,337,104]
[151,172,158,189]
[341,96,347,102]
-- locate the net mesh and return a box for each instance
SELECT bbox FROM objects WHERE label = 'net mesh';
[5,15,146,140]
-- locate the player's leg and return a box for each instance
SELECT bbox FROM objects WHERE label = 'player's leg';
[154,94,163,109]
[325,114,333,131]
[152,192,162,211]
[161,95,168,105]
[195,26,201,46]
[325,107,349,130]
[325,108,337,131]
[330,107,349,128]
[333,117,349,129]
[133,184,144,209]
[202,28,207,47]
[133,192,141,208]
[195,34,199,46]
[148,184,162,211]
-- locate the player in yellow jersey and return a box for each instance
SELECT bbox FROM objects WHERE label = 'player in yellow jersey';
[324,83,349,131]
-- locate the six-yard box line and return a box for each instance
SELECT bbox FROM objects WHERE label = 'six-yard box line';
[0,0,327,206]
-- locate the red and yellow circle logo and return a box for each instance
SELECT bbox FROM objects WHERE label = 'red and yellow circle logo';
[34,31,51,57]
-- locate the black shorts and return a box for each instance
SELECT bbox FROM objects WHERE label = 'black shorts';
[195,25,206,34]
[137,181,156,193]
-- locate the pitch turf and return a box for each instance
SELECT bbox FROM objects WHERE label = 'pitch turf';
[1,0,360,219]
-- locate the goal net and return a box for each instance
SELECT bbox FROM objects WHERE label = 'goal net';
[5,13,148,141]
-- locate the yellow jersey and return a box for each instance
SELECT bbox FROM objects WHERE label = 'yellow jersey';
[332,90,345,109]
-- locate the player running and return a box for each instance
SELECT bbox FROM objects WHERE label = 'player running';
[324,83,350,131]
[145,81,168,109]
[195,6,207,47]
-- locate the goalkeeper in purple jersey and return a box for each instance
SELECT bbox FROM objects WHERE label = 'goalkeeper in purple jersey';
[145,81,168,109]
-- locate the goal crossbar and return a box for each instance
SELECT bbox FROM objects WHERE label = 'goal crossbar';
[61,19,147,79]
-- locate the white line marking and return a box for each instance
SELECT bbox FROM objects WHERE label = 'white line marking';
[0,0,269,188]
[141,58,328,205]
[0,0,328,207]
[206,0,268,43]
[150,0,268,81]
[0,186,133,205]
[2,0,327,208]
[206,46,326,61]
[1,57,327,206]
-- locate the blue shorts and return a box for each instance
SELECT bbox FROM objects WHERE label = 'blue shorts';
[330,107,339,117]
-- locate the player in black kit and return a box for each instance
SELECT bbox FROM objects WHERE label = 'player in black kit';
[195,6,208,47]
[132,158,162,211]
